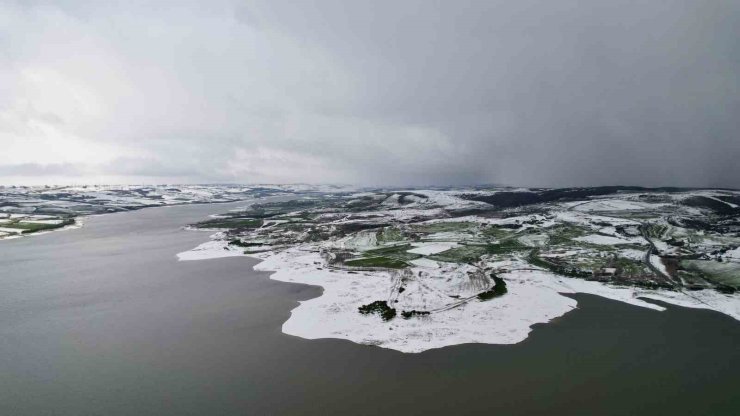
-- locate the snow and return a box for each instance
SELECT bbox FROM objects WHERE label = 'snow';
[169,187,740,353]
[725,247,740,261]
[518,234,549,247]
[176,239,245,261]
[11,185,740,353]
[697,193,739,208]
[381,194,402,206]
[619,248,646,261]
[571,199,662,212]
[638,290,740,321]
[253,250,578,353]
[407,242,458,255]
[176,236,740,353]
[335,231,377,251]
[555,210,639,228]
[574,234,632,245]
[649,255,670,277]
[540,249,587,258]
[19,219,64,225]
[409,258,441,268]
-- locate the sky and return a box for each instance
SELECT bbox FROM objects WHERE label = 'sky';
[1,0,739,188]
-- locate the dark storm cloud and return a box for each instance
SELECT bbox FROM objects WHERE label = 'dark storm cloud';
[1,0,739,187]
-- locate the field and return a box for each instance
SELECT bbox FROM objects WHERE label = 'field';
[182,187,739,330]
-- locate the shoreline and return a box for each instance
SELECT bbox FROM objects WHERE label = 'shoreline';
[0,197,263,243]
[177,235,740,353]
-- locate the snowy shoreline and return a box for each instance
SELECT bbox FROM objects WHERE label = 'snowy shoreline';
[177,236,740,353]
[0,219,83,241]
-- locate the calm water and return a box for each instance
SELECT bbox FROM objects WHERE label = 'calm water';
[1,202,738,415]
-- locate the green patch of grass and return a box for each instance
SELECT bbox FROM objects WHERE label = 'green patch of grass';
[428,240,530,263]
[481,226,514,240]
[644,224,668,239]
[612,256,645,276]
[485,239,528,254]
[363,243,412,256]
[527,250,593,278]
[376,226,404,244]
[4,219,74,234]
[681,260,740,288]
[545,224,589,245]
[344,256,409,269]
[362,244,422,261]
[428,245,489,263]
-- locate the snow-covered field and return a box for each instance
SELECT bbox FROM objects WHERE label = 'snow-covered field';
[0,184,322,240]
[176,187,740,353]
[177,240,739,353]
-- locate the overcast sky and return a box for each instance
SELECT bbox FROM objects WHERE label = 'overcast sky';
[1,0,739,187]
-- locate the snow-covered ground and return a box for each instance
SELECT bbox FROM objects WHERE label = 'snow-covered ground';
[407,242,458,255]
[173,187,740,353]
[176,239,246,261]
[574,234,633,245]
[177,237,740,353]
[0,184,331,241]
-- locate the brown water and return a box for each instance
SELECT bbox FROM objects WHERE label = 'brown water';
[1,202,738,415]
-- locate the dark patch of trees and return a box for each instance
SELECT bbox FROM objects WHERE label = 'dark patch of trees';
[716,285,737,294]
[592,221,613,227]
[397,192,429,204]
[527,251,593,278]
[715,195,740,206]
[228,239,263,247]
[401,310,430,319]
[338,222,391,234]
[667,216,712,232]
[461,186,700,209]
[666,238,685,247]
[358,301,397,321]
[681,196,739,216]
[477,273,508,301]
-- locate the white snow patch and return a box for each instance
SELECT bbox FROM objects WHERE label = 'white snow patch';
[19,219,64,225]
[176,240,245,261]
[147,238,740,353]
[649,255,670,277]
[570,199,667,212]
[409,258,441,268]
[725,247,740,261]
[253,250,578,353]
[407,242,458,255]
[619,248,646,261]
[574,234,631,245]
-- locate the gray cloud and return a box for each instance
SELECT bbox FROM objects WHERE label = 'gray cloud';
[0,163,84,176]
[1,0,739,187]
